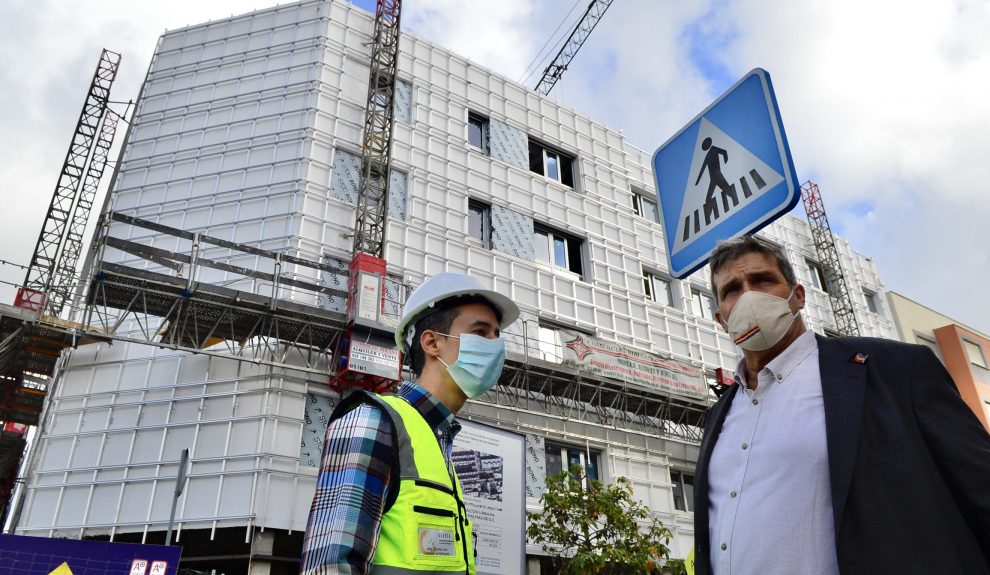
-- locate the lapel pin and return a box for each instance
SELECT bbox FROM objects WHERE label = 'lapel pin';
[851,352,869,364]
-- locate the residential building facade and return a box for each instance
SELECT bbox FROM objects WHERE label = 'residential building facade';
[887,292,990,431]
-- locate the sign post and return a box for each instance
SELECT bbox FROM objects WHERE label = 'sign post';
[652,68,799,278]
[165,448,189,546]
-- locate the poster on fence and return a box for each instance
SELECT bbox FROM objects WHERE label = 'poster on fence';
[453,419,525,575]
[558,329,708,399]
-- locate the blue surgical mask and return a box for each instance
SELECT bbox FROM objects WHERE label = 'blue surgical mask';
[436,333,506,398]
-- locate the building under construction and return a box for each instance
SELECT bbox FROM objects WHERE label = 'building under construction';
[9,1,897,573]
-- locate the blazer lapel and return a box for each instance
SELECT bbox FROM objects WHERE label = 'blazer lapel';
[694,383,737,574]
[817,335,867,533]
[696,384,738,515]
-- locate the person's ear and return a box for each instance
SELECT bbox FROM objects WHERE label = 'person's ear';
[794,284,806,310]
[420,330,442,360]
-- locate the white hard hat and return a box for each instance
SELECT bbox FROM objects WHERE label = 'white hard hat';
[396,272,520,350]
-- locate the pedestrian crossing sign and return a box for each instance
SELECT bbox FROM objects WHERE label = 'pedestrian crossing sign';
[652,68,799,278]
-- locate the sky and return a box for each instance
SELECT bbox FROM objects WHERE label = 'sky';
[1,0,988,334]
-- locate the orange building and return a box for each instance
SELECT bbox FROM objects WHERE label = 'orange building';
[887,292,990,431]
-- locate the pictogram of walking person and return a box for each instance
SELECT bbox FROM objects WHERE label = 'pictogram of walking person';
[695,137,739,224]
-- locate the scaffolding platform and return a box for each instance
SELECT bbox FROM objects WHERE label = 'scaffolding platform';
[87,261,347,352]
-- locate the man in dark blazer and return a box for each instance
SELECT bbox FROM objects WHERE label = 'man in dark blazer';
[693,236,990,575]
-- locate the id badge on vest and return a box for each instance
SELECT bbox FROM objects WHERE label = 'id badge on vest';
[418,525,456,557]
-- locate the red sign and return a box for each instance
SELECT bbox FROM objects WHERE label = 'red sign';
[3,422,29,434]
[14,287,46,313]
[714,367,736,386]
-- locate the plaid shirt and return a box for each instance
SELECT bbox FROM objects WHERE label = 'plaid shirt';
[300,381,461,574]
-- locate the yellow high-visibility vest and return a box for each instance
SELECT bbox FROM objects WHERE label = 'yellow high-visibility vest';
[365,393,476,575]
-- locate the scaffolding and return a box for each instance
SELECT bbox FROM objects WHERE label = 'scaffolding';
[3,210,711,438]
[801,180,860,336]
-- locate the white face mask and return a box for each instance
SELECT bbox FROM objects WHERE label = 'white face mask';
[721,287,799,351]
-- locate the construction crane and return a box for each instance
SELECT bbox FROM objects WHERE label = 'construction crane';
[334,0,404,392]
[1,48,121,528]
[801,180,860,336]
[21,49,121,318]
[534,0,614,96]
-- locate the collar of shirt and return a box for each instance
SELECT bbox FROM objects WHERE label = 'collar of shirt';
[733,330,819,394]
[396,380,461,438]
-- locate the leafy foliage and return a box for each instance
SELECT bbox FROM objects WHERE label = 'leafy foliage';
[527,465,673,575]
[665,557,689,575]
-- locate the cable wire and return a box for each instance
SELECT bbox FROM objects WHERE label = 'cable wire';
[518,0,584,85]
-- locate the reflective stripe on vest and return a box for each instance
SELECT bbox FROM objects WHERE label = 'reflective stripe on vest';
[361,393,476,575]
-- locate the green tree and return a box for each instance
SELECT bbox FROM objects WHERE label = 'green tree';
[527,465,673,575]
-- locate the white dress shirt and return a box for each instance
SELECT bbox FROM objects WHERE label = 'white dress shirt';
[708,330,840,575]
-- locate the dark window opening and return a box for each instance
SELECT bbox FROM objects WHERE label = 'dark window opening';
[545,443,600,483]
[807,260,830,294]
[671,470,694,512]
[535,225,584,278]
[468,112,489,154]
[529,139,574,188]
[644,271,673,306]
[633,191,660,224]
[468,199,491,247]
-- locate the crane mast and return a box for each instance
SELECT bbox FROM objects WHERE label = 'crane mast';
[21,49,121,317]
[352,0,402,258]
[336,0,404,392]
[801,180,860,336]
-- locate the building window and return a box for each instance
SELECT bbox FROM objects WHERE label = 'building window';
[529,139,574,188]
[964,339,988,369]
[807,260,829,294]
[536,324,563,363]
[534,225,584,278]
[824,328,842,338]
[632,190,660,224]
[689,287,716,320]
[467,199,491,247]
[468,112,489,154]
[545,442,600,483]
[915,333,941,360]
[863,289,880,314]
[671,470,694,512]
[644,271,673,307]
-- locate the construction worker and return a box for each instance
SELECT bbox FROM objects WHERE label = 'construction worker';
[300,272,519,575]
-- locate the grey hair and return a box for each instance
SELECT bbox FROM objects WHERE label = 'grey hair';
[708,236,797,302]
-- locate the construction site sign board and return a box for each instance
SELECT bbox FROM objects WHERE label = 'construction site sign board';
[0,534,182,575]
[652,68,800,278]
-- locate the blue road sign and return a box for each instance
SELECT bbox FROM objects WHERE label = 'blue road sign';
[652,68,799,278]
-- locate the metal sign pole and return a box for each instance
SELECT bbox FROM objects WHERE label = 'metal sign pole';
[165,448,189,546]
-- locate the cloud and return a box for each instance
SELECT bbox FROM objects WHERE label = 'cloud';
[403,0,536,79]
[700,0,990,333]
[0,0,275,296]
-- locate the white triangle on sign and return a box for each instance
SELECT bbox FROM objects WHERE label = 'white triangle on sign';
[673,118,784,253]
